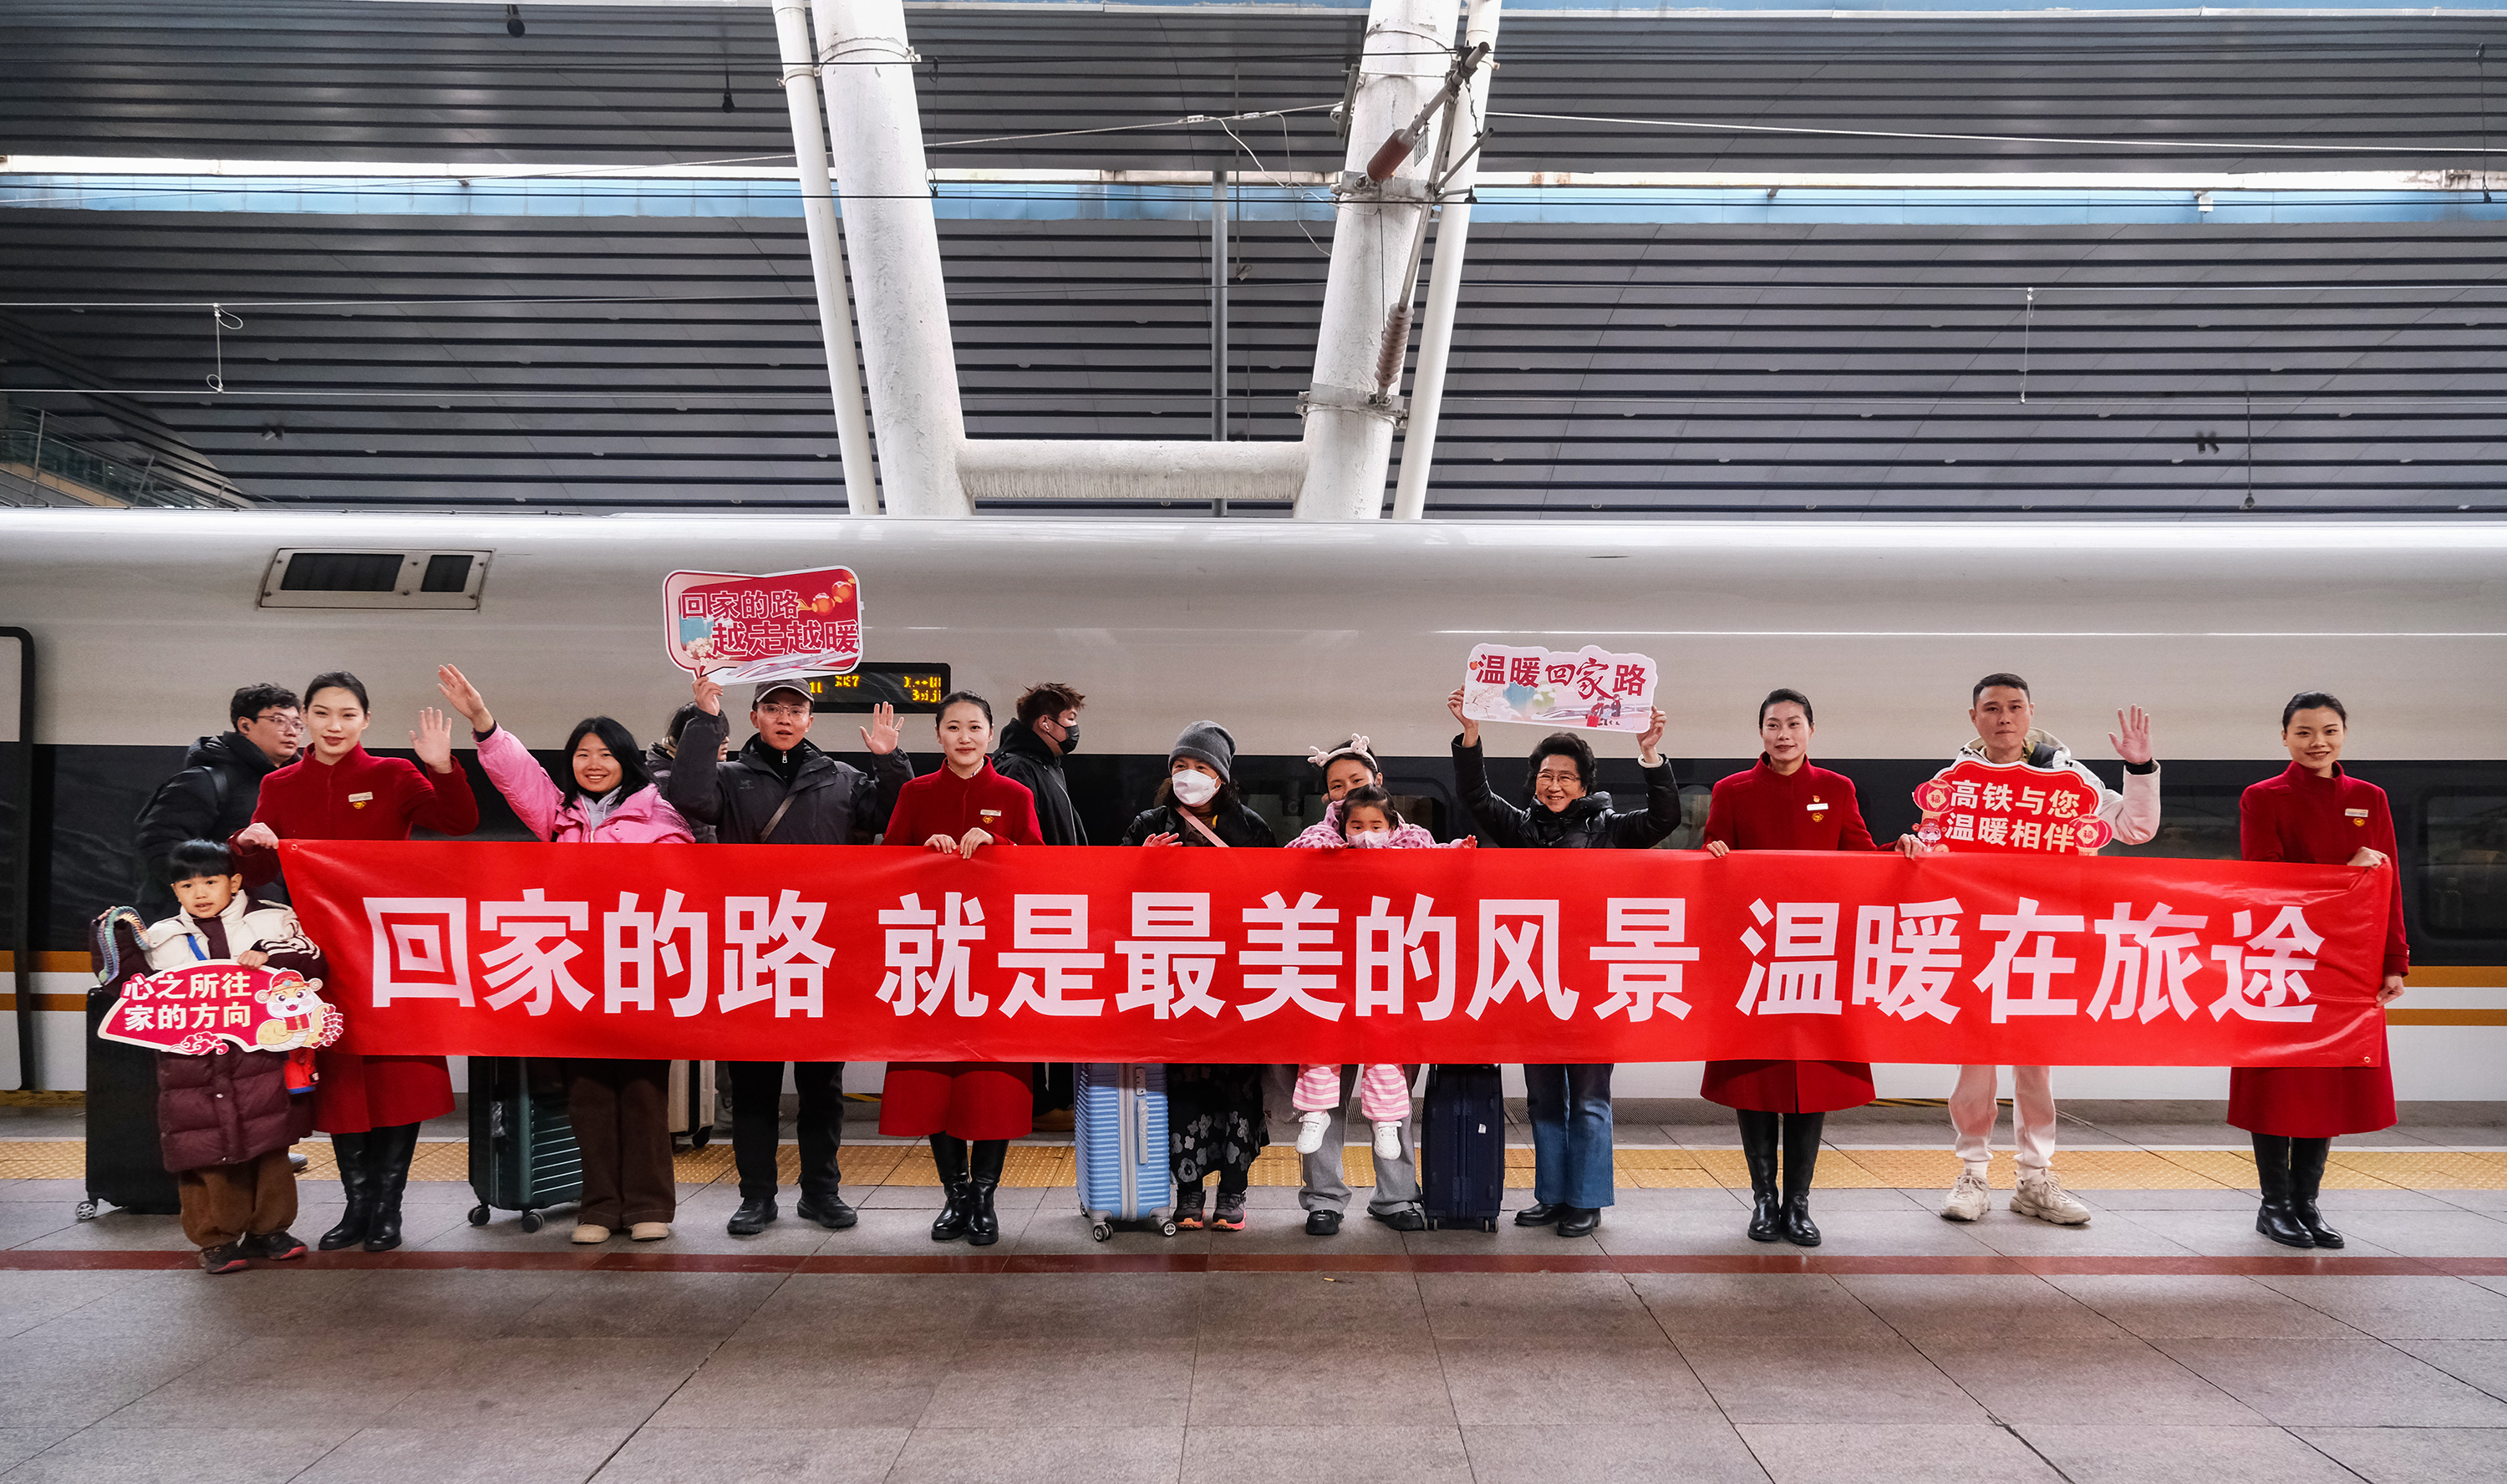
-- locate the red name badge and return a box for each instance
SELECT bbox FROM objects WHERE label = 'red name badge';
[1913,759,2114,855]
[98,962,346,1057]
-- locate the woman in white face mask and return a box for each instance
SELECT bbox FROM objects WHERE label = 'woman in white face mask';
[1118,721,1275,1232]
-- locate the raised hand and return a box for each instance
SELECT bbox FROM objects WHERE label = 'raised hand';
[1446,685,1479,748]
[435,663,492,732]
[411,707,456,773]
[2108,705,2154,766]
[1637,706,1668,764]
[692,667,724,717]
[861,701,901,755]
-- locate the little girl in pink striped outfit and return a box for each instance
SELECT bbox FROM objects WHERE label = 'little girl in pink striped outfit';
[1284,770,1462,1160]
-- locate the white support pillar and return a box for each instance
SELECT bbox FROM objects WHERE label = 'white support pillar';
[810,0,970,516]
[771,0,877,515]
[1391,0,1500,521]
[1293,0,1454,521]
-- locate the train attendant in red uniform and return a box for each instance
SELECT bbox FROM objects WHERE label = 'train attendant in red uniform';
[2230,691,2408,1249]
[231,670,478,1253]
[877,692,1044,1248]
[1699,689,1878,1247]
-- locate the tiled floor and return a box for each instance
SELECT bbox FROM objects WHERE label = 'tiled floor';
[4,1103,2504,1481]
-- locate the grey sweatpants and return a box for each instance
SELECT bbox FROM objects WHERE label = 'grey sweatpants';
[1262,1063,1422,1217]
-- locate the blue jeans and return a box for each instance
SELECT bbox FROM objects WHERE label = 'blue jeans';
[1525,1063,1615,1209]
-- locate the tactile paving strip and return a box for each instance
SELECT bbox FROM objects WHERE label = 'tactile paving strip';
[3,1141,2499,1190]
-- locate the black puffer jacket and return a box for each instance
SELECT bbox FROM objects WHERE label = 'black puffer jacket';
[133,732,290,918]
[663,709,910,845]
[1119,801,1276,847]
[1453,734,1681,848]
[994,721,1086,846]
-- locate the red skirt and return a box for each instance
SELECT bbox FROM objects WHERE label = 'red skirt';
[1701,1060,1876,1115]
[313,1051,455,1133]
[878,1062,1035,1140]
[2228,1053,2396,1139]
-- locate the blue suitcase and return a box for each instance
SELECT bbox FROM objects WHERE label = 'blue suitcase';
[1419,1064,1505,1232]
[1075,1063,1177,1240]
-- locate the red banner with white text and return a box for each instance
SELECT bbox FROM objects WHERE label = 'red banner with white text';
[277,841,2391,1067]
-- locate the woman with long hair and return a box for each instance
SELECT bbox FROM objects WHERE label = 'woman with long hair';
[436,664,693,1244]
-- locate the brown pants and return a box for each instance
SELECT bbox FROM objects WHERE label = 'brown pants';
[177,1149,298,1248]
[569,1060,677,1227]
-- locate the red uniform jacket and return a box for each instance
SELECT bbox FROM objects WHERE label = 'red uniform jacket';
[2228,762,2403,1137]
[1697,758,1879,1114]
[877,761,1041,1140]
[882,760,1045,849]
[233,745,480,1132]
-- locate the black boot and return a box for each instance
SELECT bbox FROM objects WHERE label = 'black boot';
[929,1134,972,1242]
[1737,1110,1782,1243]
[362,1121,420,1253]
[1778,1112,1824,1248]
[966,1139,1006,1248]
[318,1131,375,1251]
[2250,1132,2314,1248]
[2290,1136,2344,1249]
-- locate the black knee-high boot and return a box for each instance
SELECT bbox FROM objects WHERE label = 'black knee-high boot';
[363,1121,421,1253]
[929,1134,972,1242]
[1778,1112,1823,1248]
[1737,1110,1782,1243]
[2290,1137,2343,1248]
[319,1131,375,1251]
[966,1139,1007,1248]
[2250,1132,2313,1248]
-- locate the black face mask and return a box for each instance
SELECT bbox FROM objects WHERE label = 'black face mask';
[1053,724,1080,756]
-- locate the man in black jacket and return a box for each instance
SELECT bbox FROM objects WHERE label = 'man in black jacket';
[665,673,911,1237]
[133,684,303,921]
[990,682,1088,1122]
[991,681,1087,846]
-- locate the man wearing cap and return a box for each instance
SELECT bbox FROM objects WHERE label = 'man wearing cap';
[667,670,911,1237]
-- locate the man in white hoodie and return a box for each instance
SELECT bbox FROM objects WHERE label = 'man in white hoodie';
[1899,672,2160,1227]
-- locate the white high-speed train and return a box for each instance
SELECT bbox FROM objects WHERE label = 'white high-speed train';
[5,511,2503,1100]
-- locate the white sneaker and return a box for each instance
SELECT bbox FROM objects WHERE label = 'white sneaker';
[1294,1110,1330,1156]
[2011,1170,2093,1227]
[1371,1121,1403,1161]
[1939,1171,1991,1222]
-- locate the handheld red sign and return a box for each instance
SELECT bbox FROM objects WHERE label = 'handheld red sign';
[664,566,863,684]
[98,962,345,1064]
[1913,758,2115,855]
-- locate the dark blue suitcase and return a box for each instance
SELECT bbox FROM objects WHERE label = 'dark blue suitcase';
[1418,1064,1504,1232]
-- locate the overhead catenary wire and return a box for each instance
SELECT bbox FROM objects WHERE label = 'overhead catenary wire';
[1487,109,2507,155]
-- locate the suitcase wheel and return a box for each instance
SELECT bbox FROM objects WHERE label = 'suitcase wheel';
[74,1198,99,1222]
[519,1209,545,1233]
[1159,1220,1179,1238]
[1091,1222,1112,1243]
[1424,1216,1441,1231]
[1481,1219,1498,1232]
[687,1127,711,1151]
[468,1204,491,1227]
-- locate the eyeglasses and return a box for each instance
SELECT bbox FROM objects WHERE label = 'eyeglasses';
[1534,770,1583,785]
[252,713,306,732]
[755,704,811,720]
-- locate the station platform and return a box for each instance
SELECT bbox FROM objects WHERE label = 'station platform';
[3,1101,2504,1483]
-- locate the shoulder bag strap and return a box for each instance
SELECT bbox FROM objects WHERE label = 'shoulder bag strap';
[758,791,801,842]
[1176,809,1229,848]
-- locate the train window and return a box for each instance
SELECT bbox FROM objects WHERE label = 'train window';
[2102,785,2241,861]
[2420,793,2507,938]
[260,548,491,610]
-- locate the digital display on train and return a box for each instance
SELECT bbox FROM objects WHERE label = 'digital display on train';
[806,663,951,714]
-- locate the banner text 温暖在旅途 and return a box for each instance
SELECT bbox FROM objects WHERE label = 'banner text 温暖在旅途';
[277,841,2393,1068]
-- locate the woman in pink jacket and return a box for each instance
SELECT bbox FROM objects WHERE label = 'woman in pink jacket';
[438,665,693,1244]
